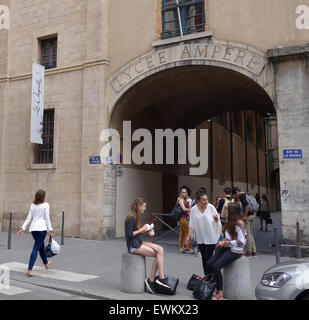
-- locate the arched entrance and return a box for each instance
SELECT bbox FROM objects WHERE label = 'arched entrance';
[106,40,277,237]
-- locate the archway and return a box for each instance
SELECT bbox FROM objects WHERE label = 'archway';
[107,41,277,237]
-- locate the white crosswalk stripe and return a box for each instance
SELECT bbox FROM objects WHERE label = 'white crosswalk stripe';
[4,262,99,282]
[0,285,31,296]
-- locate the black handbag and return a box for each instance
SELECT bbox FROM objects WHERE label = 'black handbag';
[155,275,179,295]
[193,274,216,300]
[45,236,57,258]
[169,202,182,221]
[187,274,203,291]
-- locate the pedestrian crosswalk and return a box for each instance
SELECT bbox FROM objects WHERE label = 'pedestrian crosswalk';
[4,262,99,282]
[0,285,32,296]
[0,261,99,297]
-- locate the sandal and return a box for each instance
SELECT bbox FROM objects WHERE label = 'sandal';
[211,292,218,300]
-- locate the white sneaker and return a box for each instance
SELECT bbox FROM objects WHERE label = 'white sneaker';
[197,252,202,258]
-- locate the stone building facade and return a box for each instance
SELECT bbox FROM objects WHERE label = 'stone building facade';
[0,0,308,246]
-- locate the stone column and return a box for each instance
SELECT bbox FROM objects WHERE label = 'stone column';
[80,0,110,239]
[268,44,309,246]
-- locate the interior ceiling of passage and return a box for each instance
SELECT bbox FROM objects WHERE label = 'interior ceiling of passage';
[110,65,275,131]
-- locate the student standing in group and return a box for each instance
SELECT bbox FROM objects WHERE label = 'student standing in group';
[206,202,246,300]
[125,198,171,294]
[186,193,222,275]
[17,190,54,277]
[177,186,193,253]
[217,188,234,227]
[260,194,271,232]
[232,187,257,258]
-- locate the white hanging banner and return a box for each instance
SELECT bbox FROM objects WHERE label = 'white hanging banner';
[30,63,45,144]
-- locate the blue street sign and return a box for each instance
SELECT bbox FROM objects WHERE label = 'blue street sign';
[89,156,101,164]
[283,149,303,159]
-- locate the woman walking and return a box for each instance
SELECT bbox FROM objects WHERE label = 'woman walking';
[177,186,192,253]
[125,197,171,294]
[260,194,271,231]
[17,190,54,277]
[186,193,222,275]
[206,202,246,300]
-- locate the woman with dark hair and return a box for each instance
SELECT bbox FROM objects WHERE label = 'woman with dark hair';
[125,198,170,294]
[186,193,222,275]
[177,186,192,253]
[206,202,246,300]
[17,189,54,277]
[260,194,271,231]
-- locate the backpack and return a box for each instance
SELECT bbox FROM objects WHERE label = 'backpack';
[246,194,259,213]
[221,198,233,220]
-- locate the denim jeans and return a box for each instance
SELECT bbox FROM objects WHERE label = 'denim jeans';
[28,231,48,270]
[206,246,242,291]
[198,244,216,275]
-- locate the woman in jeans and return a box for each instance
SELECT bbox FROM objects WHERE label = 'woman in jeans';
[186,193,222,275]
[124,198,171,294]
[17,190,54,277]
[206,202,246,300]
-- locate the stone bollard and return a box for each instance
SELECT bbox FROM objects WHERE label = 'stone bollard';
[120,252,146,294]
[222,256,253,300]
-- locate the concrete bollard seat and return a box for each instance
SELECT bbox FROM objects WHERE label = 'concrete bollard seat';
[120,252,146,294]
[222,256,253,300]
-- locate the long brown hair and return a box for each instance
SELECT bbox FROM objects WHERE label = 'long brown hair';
[126,198,146,229]
[222,202,242,240]
[33,189,46,205]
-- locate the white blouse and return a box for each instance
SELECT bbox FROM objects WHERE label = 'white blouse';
[225,225,247,254]
[21,202,53,232]
[189,204,222,245]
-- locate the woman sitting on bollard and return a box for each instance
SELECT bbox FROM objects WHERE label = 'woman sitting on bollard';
[206,202,246,300]
[17,189,54,277]
[124,197,171,294]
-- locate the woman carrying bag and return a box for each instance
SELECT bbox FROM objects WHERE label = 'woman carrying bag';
[17,189,54,277]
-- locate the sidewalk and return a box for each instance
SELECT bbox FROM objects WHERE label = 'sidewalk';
[0,218,289,300]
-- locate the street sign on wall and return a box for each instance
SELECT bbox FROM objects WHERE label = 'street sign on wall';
[283,149,303,159]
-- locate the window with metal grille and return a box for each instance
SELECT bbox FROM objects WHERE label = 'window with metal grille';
[161,0,205,39]
[35,109,54,164]
[40,37,57,70]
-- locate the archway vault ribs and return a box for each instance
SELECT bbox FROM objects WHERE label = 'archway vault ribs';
[108,39,274,119]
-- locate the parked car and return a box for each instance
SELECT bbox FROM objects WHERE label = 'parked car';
[255,259,309,300]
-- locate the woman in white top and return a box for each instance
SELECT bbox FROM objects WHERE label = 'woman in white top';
[17,190,54,277]
[186,193,222,275]
[206,202,246,300]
